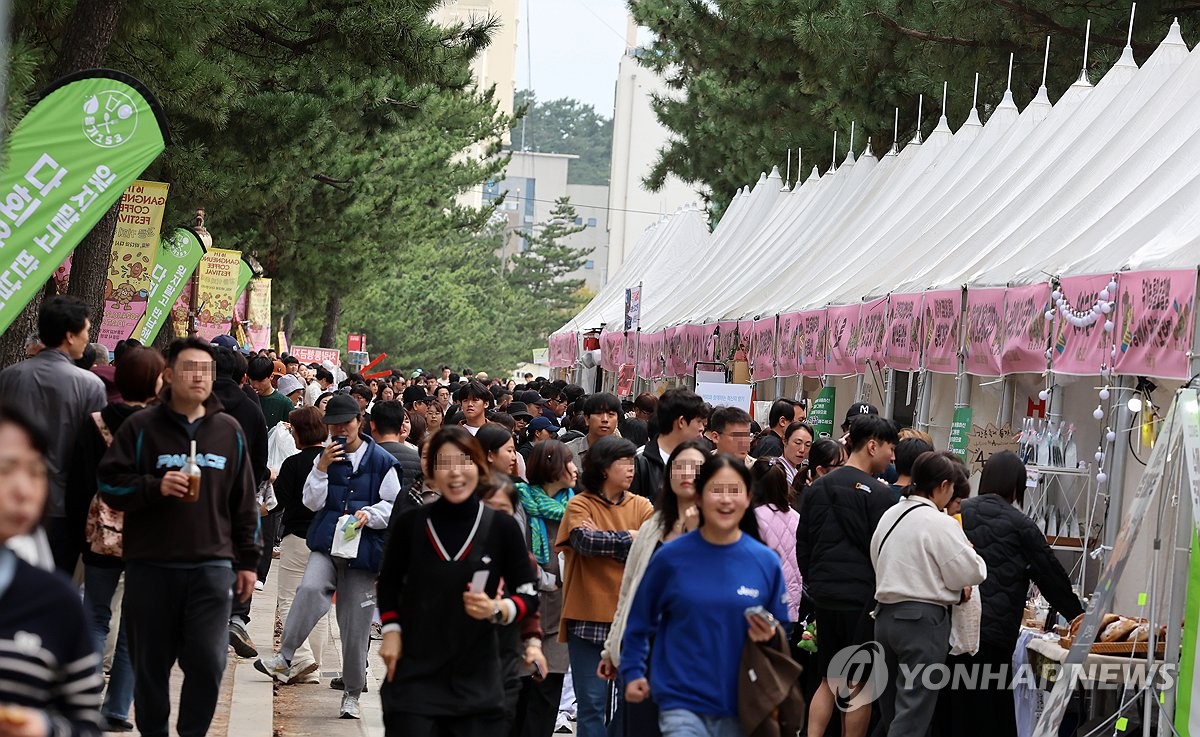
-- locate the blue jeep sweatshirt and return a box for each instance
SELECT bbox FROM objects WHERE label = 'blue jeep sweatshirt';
[619,530,789,717]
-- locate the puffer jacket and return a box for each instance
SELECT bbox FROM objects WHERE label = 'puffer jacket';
[755,505,802,622]
[795,467,896,608]
[960,494,1084,652]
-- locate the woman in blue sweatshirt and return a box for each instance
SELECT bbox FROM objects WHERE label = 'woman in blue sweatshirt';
[620,454,789,737]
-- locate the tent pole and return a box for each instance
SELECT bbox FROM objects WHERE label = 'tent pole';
[916,370,933,433]
[883,368,896,419]
[854,374,866,404]
[1104,374,1134,551]
[998,376,1015,429]
[955,288,971,410]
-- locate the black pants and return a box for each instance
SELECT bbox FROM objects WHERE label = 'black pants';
[936,645,1018,737]
[385,712,498,737]
[256,510,281,582]
[509,674,565,737]
[124,563,235,737]
[46,516,84,577]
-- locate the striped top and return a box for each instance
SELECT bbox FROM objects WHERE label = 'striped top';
[0,549,103,736]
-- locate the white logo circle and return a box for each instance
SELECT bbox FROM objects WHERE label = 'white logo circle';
[827,641,888,711]
[82,89,139,148]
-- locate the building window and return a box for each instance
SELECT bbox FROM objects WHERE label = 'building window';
[584,260,595,269]
[587,217,597,227]
[574,216,583,225]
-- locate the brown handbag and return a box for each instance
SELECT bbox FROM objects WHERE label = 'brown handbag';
[83,412,124,558]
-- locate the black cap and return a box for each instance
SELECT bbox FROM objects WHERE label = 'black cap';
[323,395,361,425]
[843,402,879,429]
[518,390,547,407]
[402,385,432,407]
[507,401,532,420]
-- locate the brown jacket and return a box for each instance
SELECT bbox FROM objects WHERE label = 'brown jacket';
[739,627,806,737]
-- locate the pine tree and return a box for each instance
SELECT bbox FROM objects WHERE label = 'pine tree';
[514,90,614,185]
[506,197,592,342]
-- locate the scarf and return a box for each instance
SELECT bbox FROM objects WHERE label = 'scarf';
[517,481,574,565]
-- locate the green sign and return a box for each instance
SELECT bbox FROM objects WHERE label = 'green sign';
[949,406,973,459]
[235,259,253,297]
[0,70,169,334]
[809,385,837,438]
[128,227,204,344]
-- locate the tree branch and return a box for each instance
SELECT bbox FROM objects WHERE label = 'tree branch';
[865,11,989,48]
[242,20,334,54]
[313,174,353,190]
[986,0,1155,56]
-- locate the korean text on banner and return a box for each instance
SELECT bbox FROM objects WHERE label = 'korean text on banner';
[192,248,243,341]
[621,331,637,367]
[948,406,973,459]
[775,313,803,378]
[637,331,665,380]
[922,290,961,374]
[246,279,272,350]
[1115,270,1196,380]
[751,316,776,382]
[855,297,888,367]
[290,346,340,366]
[824,303,862,376]
[809,386,836,438]
[697,324,718,364]
[129,227,203,344]
[964,288,1006,377]
[665,327,685,377]
[97,179,169,349]
[696,382,752,412]
[600,331,623,372]
[715,321,741,364]
[1001,283,1051,374]
[1051,274,1115,376]
[0,70,169,334]
[884,293,923,372]
[680,325,705,376]
[798,309,827,378]
[625,286,641,331]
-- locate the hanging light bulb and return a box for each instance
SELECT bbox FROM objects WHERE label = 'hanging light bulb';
[1106,429,1116,443]
[1099,387,1110,401]
[1099,302,1111,314]
[1104,320,1114,333]
[1099,288,1110,302]
[1108,279,1118,293]
[1095,450,1104,463]
[1127,397,1143,413]
[1093,405,1105,420]
[1045,310,1055,322]
[1097,472,1108,484]
[1038,389,1050,401]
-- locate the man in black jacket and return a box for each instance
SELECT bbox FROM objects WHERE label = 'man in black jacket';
[630,388,707,501]
[212,345,269,658]
[796,414,898,737]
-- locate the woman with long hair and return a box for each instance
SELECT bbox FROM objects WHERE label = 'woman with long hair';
[752,464,803,629]
[510,440,577,737]
[870,451,986,735]
[477,422,519,482]
[778,421,814,485]
[601,438,712,736]
[620,454,788,737]
[376,428,539,736]
[555,436,654,737]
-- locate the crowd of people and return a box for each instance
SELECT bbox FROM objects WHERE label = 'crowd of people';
[0,294,1087,737]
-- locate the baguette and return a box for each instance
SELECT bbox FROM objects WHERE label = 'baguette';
[1100,617,1138,643]
[1127,623,1150,643]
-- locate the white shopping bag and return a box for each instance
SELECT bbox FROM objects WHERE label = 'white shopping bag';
[949,588,982,655]
[330,514,362,560]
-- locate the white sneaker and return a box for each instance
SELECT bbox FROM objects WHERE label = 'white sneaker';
[253,654,315,684]
[293,660,320,684]
[254,580,264,592]
[339,693,361,719]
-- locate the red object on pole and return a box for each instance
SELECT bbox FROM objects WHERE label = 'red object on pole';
[361,352,386,375]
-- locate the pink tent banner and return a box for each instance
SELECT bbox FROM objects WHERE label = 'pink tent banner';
[750,317,777,381]
[884,293,923,372]
[922,290,961,374]
[1114,269,1196,379]
[854,297,889,367]
[1001,283,1051,374]
[775,312,803,377]
[798,309,827,377]
[715,321,741,363]
[964,288,1006,376]
[600,331,623,372]
[621,331,637,367]
[695,323,718,364]
[550,333,577,368]
[678,324,704,375]
[825,303,862,375]
[665,327,685,377]
[637,331,665,379]
[1051,274,1114,376]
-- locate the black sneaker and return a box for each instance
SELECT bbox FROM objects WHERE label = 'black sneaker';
[329,676,368,693]
[105,716,134,732]
[228,621,258,658]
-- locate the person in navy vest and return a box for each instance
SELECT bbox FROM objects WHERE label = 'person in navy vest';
[255,394,400,720]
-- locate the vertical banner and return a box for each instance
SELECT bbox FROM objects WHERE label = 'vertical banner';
[1114,269,1196,380]
[809,385,837,438]
[1051,274,1114,376]
[716,321,741,363]
[798,309,827,378]
[0,70,170,334]
[621,331,637,367]
[824,303,862,376]
[665,326,684,377]
[679,324,702,376]
[884,293,923,372]
[637,331,664,380]
[775,312,803,378]
[948,406,974,458]
[964,288,1006,376]
[697,323,718,363]
[1001,283,1051,374]
[624,286,641,331]
[192,248,243,340]
[129,227,203,344]
[96,179,169,349]
[751,316,777,382]
[617,364,635,397]
[245,278,272,351]
[922,289,961,374]
[855,297,889,368]
[600,331,623,372]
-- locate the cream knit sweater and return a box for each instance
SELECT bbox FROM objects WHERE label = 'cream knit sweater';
[603,513,665,667]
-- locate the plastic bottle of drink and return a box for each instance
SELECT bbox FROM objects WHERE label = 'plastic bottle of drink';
[182,440,202,503]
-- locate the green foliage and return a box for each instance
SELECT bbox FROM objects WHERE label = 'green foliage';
[513,89,614,185]
[629,0,1198,219]
[506,197,592,343]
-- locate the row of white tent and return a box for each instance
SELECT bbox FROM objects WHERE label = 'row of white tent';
[558,19,1200,344]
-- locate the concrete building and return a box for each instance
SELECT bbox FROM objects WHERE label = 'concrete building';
[607,17,703,275]
[484,150,610,293]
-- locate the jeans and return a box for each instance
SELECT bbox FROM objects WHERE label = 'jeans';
[567,634,613,737]
[276,534,332,667]
[658,710,743,737]
[124,563,235,737]
[83,565,134,722]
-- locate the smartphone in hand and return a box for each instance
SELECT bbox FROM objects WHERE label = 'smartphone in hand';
[744,605,778,629]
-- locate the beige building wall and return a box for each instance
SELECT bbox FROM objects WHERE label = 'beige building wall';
[607,19,702,275]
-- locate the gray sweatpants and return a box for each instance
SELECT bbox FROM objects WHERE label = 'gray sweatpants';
[279,551,376,696]
[873,601,951,737]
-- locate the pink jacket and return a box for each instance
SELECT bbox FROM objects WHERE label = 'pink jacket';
[755,505,803,622]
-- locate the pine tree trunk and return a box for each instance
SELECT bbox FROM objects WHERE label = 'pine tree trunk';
[319,294,341,349]
[0,0,125,368]
[283,308,297,346]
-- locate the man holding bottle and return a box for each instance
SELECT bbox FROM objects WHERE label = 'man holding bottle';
[98,337,261,737]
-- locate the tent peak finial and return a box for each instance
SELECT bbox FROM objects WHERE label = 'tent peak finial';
[1164,16,1185,46]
